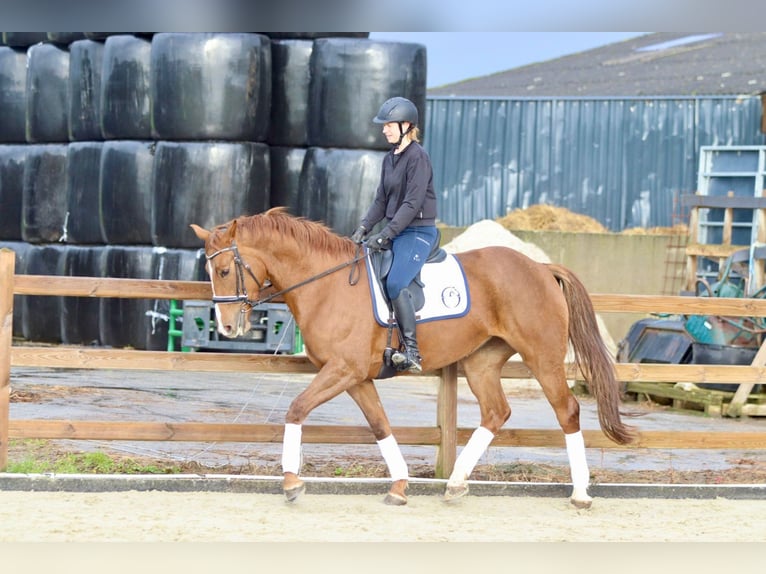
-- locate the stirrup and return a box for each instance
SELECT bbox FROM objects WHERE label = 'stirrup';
[392,349,422,373]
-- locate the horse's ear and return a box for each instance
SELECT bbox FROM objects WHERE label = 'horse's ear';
[190,224,210,242]
[223,219,238,242]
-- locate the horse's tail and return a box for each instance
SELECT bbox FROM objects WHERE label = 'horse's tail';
[548,264,637,445]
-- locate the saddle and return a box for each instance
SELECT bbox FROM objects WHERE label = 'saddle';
[368,233,448,312]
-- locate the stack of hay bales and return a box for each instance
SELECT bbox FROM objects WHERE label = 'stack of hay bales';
[0,32,426,348]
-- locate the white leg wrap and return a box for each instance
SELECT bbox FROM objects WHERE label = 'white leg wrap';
[377,435,408,481]
[447,426,495,486]
[281,423,302,475]
[565,430,590,490]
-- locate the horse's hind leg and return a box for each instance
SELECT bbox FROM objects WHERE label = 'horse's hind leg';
[530,358,593,509]
[444,340,512,501]
[346,380,408,506]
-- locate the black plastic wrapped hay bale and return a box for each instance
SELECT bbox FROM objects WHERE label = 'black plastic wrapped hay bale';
[99,245,161,350]
[100,35,154,139]
[151,32,271,141]
[0,145,27,240]
[0,240,32,336]
[1,33,48,47]
[85,33,154,41]
[21,243,66,343]
[0,47,28,143]
[65,141,104,244]
[152,141,270,248]
[269,146,307,214]
[150,247,208,350]
[68,39,105,141]
[59,245,105,345]
[298,147,386,236]
[99,140,155,245]
[25,42,70,143]
[154,246,207,283]
[47,33,87,45]
[266,33,370,40]
[268,39,313,147]
[21,144,68,243]
[307,38,427,150]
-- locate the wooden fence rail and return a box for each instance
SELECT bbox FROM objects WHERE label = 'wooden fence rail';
[3,248,766,478]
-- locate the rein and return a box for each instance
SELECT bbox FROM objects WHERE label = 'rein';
[206,241,368,308]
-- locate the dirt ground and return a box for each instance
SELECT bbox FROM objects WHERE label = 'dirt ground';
[2,487,766,542]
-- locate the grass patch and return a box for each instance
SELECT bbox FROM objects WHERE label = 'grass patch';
[5,439,181,475]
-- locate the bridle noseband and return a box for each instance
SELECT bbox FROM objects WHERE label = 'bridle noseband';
[206,241,367,309]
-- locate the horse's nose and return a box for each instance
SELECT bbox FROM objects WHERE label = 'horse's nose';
[219,323,236,337]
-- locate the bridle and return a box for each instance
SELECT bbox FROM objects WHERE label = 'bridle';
[205,241,368,309]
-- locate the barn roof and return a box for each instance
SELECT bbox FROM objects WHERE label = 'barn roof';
[428,32,766,98]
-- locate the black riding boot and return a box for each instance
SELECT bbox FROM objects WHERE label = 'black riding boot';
[390,288,422,373]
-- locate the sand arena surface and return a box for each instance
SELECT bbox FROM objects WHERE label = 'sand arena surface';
[1,488,765,542]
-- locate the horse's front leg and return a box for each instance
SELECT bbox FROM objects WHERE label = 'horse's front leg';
[347,380,408,506]
[281,361,365,503]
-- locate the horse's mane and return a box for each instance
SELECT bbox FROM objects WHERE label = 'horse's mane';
[235,207,357,258]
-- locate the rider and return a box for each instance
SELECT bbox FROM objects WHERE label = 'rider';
[351,96,438,373]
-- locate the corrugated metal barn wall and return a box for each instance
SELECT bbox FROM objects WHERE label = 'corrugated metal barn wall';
[425,96,766,230]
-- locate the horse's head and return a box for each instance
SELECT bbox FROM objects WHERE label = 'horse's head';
[191,219,268,338]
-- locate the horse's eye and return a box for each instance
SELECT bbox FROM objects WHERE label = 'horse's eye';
[219,268,230,278]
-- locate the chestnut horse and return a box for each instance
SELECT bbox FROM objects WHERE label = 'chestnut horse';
[191,207,635,508]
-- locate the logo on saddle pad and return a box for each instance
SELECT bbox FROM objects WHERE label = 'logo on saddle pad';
[365,251,471,327]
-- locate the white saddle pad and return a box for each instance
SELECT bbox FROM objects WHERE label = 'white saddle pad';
[366,251,471,327]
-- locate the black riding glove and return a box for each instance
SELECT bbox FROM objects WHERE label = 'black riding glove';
[365,231,392,252]
[351,225,367,244]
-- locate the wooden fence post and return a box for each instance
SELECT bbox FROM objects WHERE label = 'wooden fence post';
[0,249,16,470]
[435,362,458,478]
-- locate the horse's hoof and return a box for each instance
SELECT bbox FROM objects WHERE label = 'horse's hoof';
[443,483,469,502]
[384,493,408,506]
[384,479,408,505]
[283,472,305,503]
[284,482,306,502]
[570,497,593,510]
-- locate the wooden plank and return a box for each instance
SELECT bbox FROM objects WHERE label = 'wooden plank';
[685,243,749,259]
[8,420,442,445]
[486,429,766,449]
[11,346,766,386]
[435,363,458,479]
[0,250,15,470]
[722,199,734,247]
[10,347,319,373]
[9,420,766,450]
[726,339,766,417]
[589,293,766,316]
[625,381,727,405]
[686,204,700,292]
[739,403,766,416]
[681,195,766,209]
[13,275,212,300]
[13,275,766,317]
[614,363,766,384]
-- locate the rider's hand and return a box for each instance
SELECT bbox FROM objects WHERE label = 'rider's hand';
[351,225,367,244]
[365,231,392,252]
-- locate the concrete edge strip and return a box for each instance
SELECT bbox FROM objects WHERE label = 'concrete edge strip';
[1,473,765,499]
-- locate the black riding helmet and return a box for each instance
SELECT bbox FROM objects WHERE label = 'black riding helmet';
[373,97,418,146]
